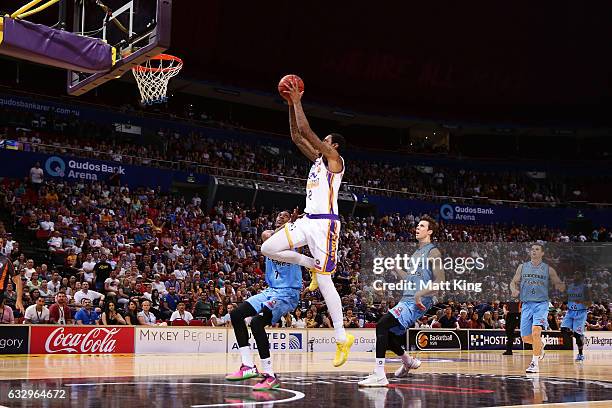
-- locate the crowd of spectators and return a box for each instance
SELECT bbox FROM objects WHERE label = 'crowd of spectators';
[0,175,609,331]
[2,101,610,203]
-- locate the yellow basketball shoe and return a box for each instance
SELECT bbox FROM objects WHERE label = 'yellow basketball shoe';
[333,333,355,367]
[308,268,319,291]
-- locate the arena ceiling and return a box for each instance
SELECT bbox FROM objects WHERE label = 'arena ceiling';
[0,1,610,126]
[169,1,612,125]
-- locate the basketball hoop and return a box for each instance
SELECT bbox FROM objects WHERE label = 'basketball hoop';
[132,54,183,105]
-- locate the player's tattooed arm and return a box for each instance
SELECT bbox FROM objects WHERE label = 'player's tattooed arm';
[295,104,340,162]
[289,105,318,162]
[286,79,341,167]
[509,264,522,298]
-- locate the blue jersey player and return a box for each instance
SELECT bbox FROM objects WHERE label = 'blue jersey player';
[225,210,302,390]
[510,243,565,373]
[359,215,445,387]
[561,269,591,362]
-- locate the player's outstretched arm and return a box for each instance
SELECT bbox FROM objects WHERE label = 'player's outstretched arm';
[285,79,341,168]
[288,105,318,162]
[414,248,445,309]
[549,267,566,292]
[509,264,522,298]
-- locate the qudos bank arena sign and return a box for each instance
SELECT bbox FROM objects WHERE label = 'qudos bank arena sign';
[45,156,125,181]
[440,204,495,222]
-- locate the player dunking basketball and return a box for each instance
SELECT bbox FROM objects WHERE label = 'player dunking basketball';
[0,253,25,317]
[261,78,354,366]
[359,216,445,386]
[510,243,565,373]
[226,211,302,390]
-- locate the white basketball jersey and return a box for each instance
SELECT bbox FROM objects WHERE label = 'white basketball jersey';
[304,156,344,214]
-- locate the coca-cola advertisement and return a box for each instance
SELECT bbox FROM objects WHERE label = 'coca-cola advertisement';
[30,327,135,354]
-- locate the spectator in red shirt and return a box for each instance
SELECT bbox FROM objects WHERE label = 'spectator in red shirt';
[48,292,73,324]
[252,262,263,278]
[468,311,484,329]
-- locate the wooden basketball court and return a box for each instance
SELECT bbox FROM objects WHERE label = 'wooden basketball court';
[1,350,610,407]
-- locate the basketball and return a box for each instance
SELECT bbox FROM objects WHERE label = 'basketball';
[278,74,304,101]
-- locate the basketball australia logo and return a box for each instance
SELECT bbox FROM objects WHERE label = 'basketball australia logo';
[440,204,455,221]
[417,333,429,348]
[414,330,462,351]
[45,156,66,177]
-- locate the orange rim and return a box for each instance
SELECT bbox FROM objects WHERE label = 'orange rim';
[132,54,183,73]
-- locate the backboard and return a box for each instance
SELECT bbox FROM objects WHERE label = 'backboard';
[67,0,172,96]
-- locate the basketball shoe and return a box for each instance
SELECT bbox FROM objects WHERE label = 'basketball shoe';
[394,356,421,378]
[253,374,280,390]
[333,333,355,367]
[225,364,259,381]
[526,361,539,373]
[358,373,389,387]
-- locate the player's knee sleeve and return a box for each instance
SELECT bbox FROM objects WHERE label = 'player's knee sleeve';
[251,307,273,332]
[250,315,265,333]
[574,333,584,348]
[561,327,572,346]
[317,275,337,299]
[316,275,343,324]
[376,314,399,358]
[231,302,257,326]
[316,273,335,292]
[231,303,257,348]
[261,307,273,325]
[388,332,406,356]
[377,313,399,334]
[250,307,273,360]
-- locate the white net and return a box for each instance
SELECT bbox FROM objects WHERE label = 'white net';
[132,54,183,105]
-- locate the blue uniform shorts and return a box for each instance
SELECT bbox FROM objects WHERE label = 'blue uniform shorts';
[388,300,430,335]
[520,301,549,337]
[561,309,588,335]
[246,287,300,324]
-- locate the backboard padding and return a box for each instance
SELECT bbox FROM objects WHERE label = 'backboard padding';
[67,0,172,96]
